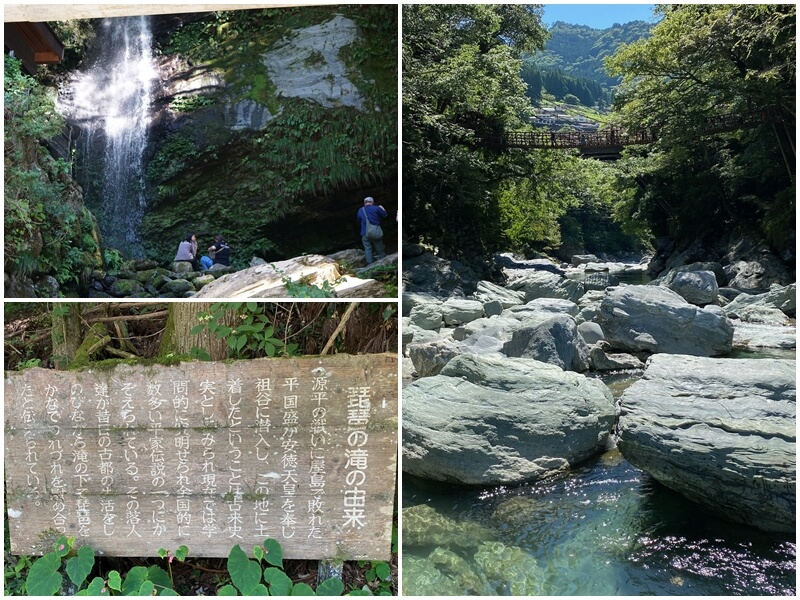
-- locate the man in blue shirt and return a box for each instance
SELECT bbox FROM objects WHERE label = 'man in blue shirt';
[357,196,388,264]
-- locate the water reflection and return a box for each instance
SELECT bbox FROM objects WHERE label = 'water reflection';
[403,453,796,595]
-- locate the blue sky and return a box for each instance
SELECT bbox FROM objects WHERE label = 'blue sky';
[543,4,658,29]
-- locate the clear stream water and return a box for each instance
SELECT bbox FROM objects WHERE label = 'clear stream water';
[402,352,796,595]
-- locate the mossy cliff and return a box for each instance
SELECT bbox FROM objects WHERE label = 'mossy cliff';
[142,6,398,267]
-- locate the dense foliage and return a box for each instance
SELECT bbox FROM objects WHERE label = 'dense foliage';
[4,56,104,292]
[607,4,796,253]
[403,5,644,260]
[534,19,654,89]
[521,62,611,107]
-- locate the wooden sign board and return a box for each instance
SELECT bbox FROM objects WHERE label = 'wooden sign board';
[5,354,397,560]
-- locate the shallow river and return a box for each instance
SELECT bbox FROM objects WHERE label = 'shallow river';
[402,353,796,596]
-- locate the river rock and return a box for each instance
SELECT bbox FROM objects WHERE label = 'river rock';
[403,353,615,485]
[724,283,796,318]
[474,280,525,308]
[589,343,644,371]
[171,261,194,274]
[578,321,605,345]
[502,314,590,372]
[597,286,734,356]
[441,298,484,326]
[109,278,145,297]
[571,254,599,266]
[666,270,718,305]
[618,354,795,532]
[402,291,442,317]
[403,503,495,549]
[733,322,796,350]
[192,274,216,289]
[409,303,443,331]
[408,337,462,377]
[482,299,503,317]
[162,278,195,295]
[403,323,441,354]
[507,270,584,303]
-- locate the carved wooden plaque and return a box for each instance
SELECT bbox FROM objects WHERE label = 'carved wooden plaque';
[5,354,397,559]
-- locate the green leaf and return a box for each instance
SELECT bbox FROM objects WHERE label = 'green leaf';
[249,584,269,595]
[228,544,262,595]
[108,570,123,591]
[174,545,189,562]
[252,321,266,333]
[158,548,168,559]
[253,545,265,563]
[160,589,180,596]
[86,577,109,596]
[263,567,292,596]
[54,535,72,558]
[189,324,206,335]
[246,302,258,312]
[265,344,276,357]
[25,553,62,596]
[375,562,390,581]
[316,577,344,596]
[138,580,155,595]
[66,545,95,587]
[217,325,233,338]
[217,584,239,595]
[146,565,173,592]
[291,582,316,595]
[346,590,373,596]
[121,566,148,595]
[263,325,274,338]
[236,335,248,352]
[263,539,283,568]
[230,302,243,312]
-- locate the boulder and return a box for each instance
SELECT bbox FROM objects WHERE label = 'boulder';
[192,274,216,290]
[724,283,796,319]
[731,305,790,325]
[474,280,525,308]
[589,344,644,371]
[171,261,194,274]
[507,270,583,303]
[666,270,718,305]
[597,286,734,356]
[408,337,462,378]
[403,353,615,485]
[658,261,728,287]
[571,254,599,266]
[482,299,504,318]
[194,254,348,298]
[408,303,443,331]
[577,321,605,345]
[733,323,797,350]
[403,323,441,354]
[441,299,484,326]
[618,354,796,532]
[162,279,195,295]
[502,314,590,372]
[402,292,442,317]
[109,278,145,297]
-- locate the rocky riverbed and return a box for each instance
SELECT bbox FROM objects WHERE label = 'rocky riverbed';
[402,244,796,561]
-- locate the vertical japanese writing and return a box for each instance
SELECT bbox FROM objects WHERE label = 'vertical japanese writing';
[147,382,167,537]
[200,380,218,538]
[343,386,371,530]
[70,383,91,537]
[308,374,330,539]
[95,382,116,536]
[20,384,41,506]
[226,378,244,539]
[280,377,300,539]
[254,378,272,537]
[46,384,67,533]
[172,379,191,538]
[118,381,141,538]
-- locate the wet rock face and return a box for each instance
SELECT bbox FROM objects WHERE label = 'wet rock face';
[618,354,796,533]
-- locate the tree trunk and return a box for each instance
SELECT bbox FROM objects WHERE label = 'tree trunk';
[157,302,236,361]
[50,302,83,370]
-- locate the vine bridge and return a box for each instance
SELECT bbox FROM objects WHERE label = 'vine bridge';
[484,109,782,160]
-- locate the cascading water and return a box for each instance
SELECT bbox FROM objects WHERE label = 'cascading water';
[58,16,156,258]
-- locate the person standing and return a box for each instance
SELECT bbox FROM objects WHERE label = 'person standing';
[358,196,388,264]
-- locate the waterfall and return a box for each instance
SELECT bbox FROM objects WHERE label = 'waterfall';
[58,16,156,258]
